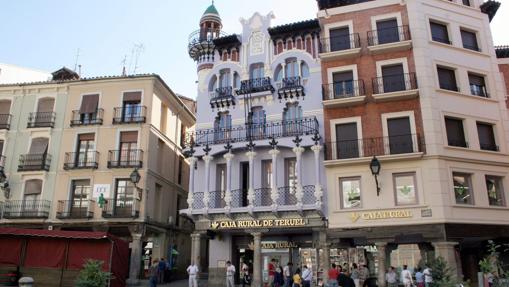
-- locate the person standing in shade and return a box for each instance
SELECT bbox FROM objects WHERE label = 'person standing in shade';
[415,267,424,287]
[301,265,312,287]
[242,260,251,286]
[423,267,432,287]
[275,266,285,287]
[186,261,199,287]
[386,266,398,287]
[350,263,360,287]
[327,263,339,287]
[226,260,236,287]
[358,264,369,287]
[401,265,413,287]
[268,258,276,287]
[284,262,293,287]
[158,258,166,283]
[149,259,159,287]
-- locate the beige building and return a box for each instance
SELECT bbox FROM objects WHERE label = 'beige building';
[0,69,195,284]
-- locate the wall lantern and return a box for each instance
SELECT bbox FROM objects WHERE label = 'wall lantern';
[369,156,381,196]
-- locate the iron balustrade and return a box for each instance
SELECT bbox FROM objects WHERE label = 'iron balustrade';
[64,151,99,170]
[322,80,365,100]
[192,192,205,209]
[214,86,234,99]
[188,29,227,48]
[210,86,236,109]
[101,197,140,218]
[254,187,273,207]
[470,84,489,98]
[368,25,411,46]
[56,199,94,219]
[236,77,275,95]
[325,134,424,160]
[208,190,226,209]
[18,153,51,171]
[320,33,361,53]
[112,105,146,124]
[3,200,51,219]
[187,116,319,146]
[70,109,104,126]
[107,149,143,168]
[0,156,5,170]
[230,189,247,208]
[277,186,297,206]
[27,112,56,128]
[0,114,12,130]
[372,73,418,94]
[277,77,305,100]
[302,185,316,205]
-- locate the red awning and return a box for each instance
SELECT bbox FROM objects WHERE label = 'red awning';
[0,228,108,240]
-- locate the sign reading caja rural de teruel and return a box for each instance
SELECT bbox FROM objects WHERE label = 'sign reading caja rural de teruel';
[210,218,307,230]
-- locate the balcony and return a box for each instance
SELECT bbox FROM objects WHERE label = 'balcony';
[101,197,140,218]
[367,26,412,54]
[107,149,143,168]
[236,77,275,95]
[188,116,319,147]
[112,106,146,124]
[325,134,424,161]
[0,114,12,130]
[63,151,99,170]
[3,200,51,219]
[372,73,418,101]
[188,28,227,61]
[276,77,305,101]
[18,153,51,172]
[27,112,56,128]
[210,86,236,109]
[322,80,366,107]
[319,33,361,60]
[56,199,94,219]
[70,109,104,126]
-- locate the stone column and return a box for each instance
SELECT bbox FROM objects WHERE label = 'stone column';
[246,151,257,209]
[311,144,323,208]
[127,233,143,286]
[223,152,234,210]
[187,157,197,211]
[252,232,263,287]
[268,149,280,209]
[433,242,461,278]
[376,242,387,287]
[293,146,305,206]
[321,244,331,276]
[203,155,213,210]
[191,233,202,271]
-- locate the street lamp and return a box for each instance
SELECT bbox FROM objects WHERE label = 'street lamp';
[369,156,381,196]
[130,168,142,199]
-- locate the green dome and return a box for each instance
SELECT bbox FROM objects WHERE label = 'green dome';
[203,4,219,16]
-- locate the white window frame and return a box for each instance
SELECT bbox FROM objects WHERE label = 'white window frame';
[427,18,453,45]
[370,12,403,46]
[381,111,417,154]
[329,116,363,159]
[375,58,410,91]
[393,172,419,206]
[450,170,475,205]
[324,20,354,39]
[339,176,362,209]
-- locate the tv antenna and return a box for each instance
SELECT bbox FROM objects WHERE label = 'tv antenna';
[121,55,128,76]
[128,43,145,74]
[73,48,81,72]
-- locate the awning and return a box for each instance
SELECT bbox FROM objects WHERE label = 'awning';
[0,228,108,240]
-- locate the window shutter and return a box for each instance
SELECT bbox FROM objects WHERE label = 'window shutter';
[461,30,478,50]
[430,22,449,43]
[123,92,142,102]
[24,179,43,195]
[333,71,354,83]
[0,140,4,155]
[387,117,411,137]
[477,123,495,149]
[37,98,55,113]
[438,67,457,90]
[445,118,465,146]
[0,100,11,114]
[120,131,138,143]
[468,74,485,86]
[29,138,49,154]
[78,133,95,141]
[79,94,99,113]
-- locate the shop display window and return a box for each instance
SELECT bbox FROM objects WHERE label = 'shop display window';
[393,173,418,205]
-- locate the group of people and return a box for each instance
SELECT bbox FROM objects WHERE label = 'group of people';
[385,265,433,287]
[148,257,171,287]
[326,263,370,287]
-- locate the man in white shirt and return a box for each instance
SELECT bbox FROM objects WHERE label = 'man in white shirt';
[302,265,313,287]
[283,262,293,287]
[186,262,199,287]
[423,267,433,287]
[400,265,413,287]
[226,260,236,287]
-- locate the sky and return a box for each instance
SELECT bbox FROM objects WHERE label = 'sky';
[0,0,508,99]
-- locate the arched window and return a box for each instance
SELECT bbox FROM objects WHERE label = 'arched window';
[209,75,217,92]
[250,63,264,79]
[283,102,302,122]
[231,49,239,62]
[233,72,241,89]
[287,39,293,50]
[214,112,232,141]
[296,38,303,50]
[277,41,284,54]
[285,58,299,78]
[305,36,313,55]
[222,51,228,61]
[274,65,283,82]
[219,69,231,88]
[301,61,310,78]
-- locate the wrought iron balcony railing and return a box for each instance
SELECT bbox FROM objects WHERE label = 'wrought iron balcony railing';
[112,105,146,124]
[70,109,104,126]
[470,84,489,98]
[210,86,236,109]
[56,199,94,219]
[107,149,143,168]
[101,197,140,218]
[325,134,424,160]
[0,114,12,130]
[187,116,319,146]
[236,77,275,95]
[192,192,205,209]
[320,33,361,53]
[63,151,99,170]
[322,80,365,100]
[18,153,51,171]
[3,200,51,219]
[368,25,411,46]
[208,190,226,209]
[277,77,305,100]
[188,29,227,48]
[27,112,56,128]
[277,186,297,206]
[254,187,272,207]
[230,189,247,208]
[372,73,418,94]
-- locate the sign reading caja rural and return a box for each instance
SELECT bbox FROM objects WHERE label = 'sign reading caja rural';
[349,209,413,223]
[210,218,307,230]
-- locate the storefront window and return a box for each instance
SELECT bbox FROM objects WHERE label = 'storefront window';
[340,177,361,209]
[453,172,473,205]
[485,175,505,206]
[394,173,418,205]
[390,244,422,273]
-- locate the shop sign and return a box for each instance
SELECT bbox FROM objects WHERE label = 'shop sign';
[210,218,307,230]
[349,209,413,222]
[248,241,299,250]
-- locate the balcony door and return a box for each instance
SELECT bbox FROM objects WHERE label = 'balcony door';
[114,179,135,216]
[330,26,350,51]
[333,71,354,98]
[27,137,49,169]
[0,100,11,128]
[214,164,227,208]
[285,58,299,78]
[250,107,266,140]
[260,160,273,206]
[387,117,413,154]
[283,103,303,136]
[23,179,43,215]
[35,97,55,125]
[281,158,297,205]
[240,162,249,207]
[79,94,99,124]
[376,18,399,44]
[70,179,91,217]
[250,63,264,80]
[381,64,405,93]
[122,92,142,121]
[76,133,95,168]
[119,131,138,166]
[214,112,231,142]
[219,69,231,89]
[335,123,359,159]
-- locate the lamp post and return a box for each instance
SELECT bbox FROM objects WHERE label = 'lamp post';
[369,156,381,196]
[130,168,142,199]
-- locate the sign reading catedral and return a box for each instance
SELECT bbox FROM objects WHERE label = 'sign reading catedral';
[350,209,413,223]
[210,218,307,230]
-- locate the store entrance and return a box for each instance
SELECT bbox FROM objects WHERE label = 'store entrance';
[239,248,254,284]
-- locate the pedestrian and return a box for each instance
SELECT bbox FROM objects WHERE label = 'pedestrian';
[301,265,312,287]
[359,264,369,287]
[226,260,236,287]
[242,260,251,286]
[158,258,166,283]
[186,261,199,287]
[415,267,424,287]
[327,263,339,287]
[269,258,276,287]
[350,263,360,287]
[292,268,302,287]
[423,266,432,287]
[275,266,285,287]
[401,265,413,287]
[386,266,398,287]
[149,259,159,287]
[337,268,355,287]
[284,262,293,287]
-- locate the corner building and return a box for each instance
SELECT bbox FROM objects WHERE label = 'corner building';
[182,4,328,286]
[318,0,509,285]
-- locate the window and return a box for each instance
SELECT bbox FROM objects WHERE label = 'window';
[381,64,405,93]
[332,71,354,98]
[437,67,458,91]
[285,58,299,78]
[462,0,471,6]
[430,21,450,44]
[468,73,488,97]
[70,179,92,215]
[283,103,302,136]
[461,29,479,51]
[119,131,138,165]
[274,65,283,82]
[233,72,241,89]
[485,175,505,206]
[261,160,272,188]
[453,172,473,204]
[34,97,55,125]
[387,117,414,154]
[178,156,184,185]
[29,137,49,155]
[219,69,231,88]
[250,107,266,139]
[335,122,359,159]
[376,18,399,44]
[477,122,497,151]
[329,26,351,51]
[394,173,418,205]
[114,179,135,209]
[215,163,227,191]
[301,62,310,78]
[79,94,99,123]
[285,158,297,188]
[339,177,361,209]
[76,133,95,167]
[250,63,264,79]
[0,100,11,128]
[24,179,43,202]
[121,92,142,121]
[445,117,467,147]
[209,75,217,92]
[214,112,232,141]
